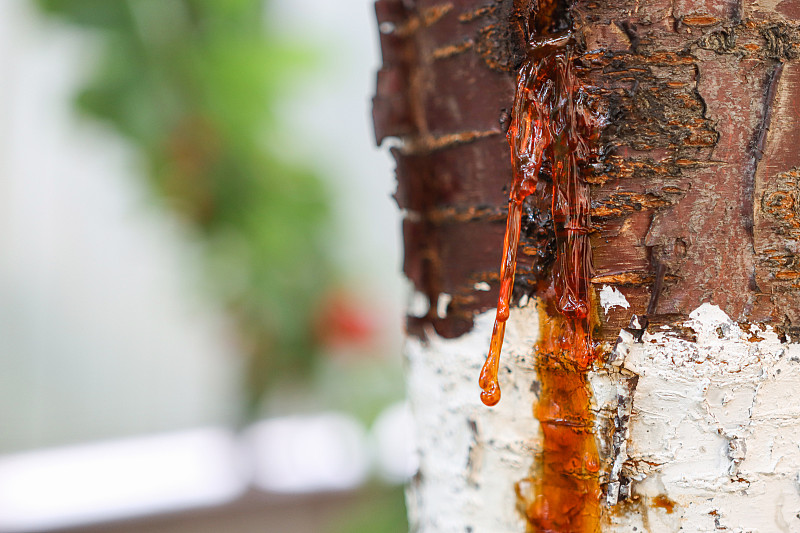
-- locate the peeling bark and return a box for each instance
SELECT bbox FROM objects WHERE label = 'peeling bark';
[375,0,800,340]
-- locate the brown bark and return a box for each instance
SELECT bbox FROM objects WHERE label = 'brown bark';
[374,0,800,346]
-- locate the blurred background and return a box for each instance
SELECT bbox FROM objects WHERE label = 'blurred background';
[0,1,410,532]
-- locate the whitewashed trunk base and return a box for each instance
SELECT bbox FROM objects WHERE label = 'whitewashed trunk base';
[405,298,800,532]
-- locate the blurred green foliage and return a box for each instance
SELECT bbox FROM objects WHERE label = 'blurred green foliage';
[328,485,409,533]
[37,0,335,413]
[35,4,411,531]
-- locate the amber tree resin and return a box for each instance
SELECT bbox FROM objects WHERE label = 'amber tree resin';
[479,34,604,532]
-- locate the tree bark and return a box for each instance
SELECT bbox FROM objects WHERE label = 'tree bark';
[374,0,800,531]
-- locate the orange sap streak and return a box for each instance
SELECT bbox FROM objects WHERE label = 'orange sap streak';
[480,41,603,532]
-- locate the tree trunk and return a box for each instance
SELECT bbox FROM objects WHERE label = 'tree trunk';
[374,0,800,531]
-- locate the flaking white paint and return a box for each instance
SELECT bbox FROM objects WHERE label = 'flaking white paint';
[405,303,539,533]
[437,293,452,319]
[608,303,800,531]
[599,285,631,314]
[405,300,800,532]
[408,291,430,318]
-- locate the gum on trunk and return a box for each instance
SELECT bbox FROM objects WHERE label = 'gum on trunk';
[478,35,603,532]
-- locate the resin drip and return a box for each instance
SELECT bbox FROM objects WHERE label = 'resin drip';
[479,41,597,400]
[478,41,555,407]
[478,38,602,532]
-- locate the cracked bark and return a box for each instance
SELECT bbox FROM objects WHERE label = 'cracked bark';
[374,0,800,530]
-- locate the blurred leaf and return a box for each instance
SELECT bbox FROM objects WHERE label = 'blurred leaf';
[38,0,131,28]
[37,0,337,415]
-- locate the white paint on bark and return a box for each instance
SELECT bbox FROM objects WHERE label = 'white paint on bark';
[405,303,539,533]
[599,285,630,314]
[437,293,452,319]
[606,303,800,531]
[405,300,800,532]
[408,291,430,318]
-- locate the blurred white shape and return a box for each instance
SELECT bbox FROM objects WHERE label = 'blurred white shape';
[245,413,369,493]
[371,402,418,483]
[0,428,245,532]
